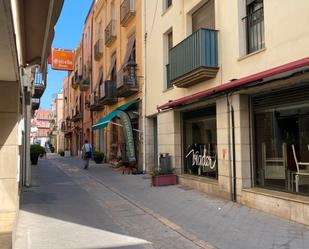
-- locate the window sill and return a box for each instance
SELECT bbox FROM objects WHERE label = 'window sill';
[178,174,218,185]
[243,187,309,205]
[163,85,174,93]
[238,47,266,61]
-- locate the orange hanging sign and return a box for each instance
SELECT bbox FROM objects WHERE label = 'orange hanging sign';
[51,49,74,71]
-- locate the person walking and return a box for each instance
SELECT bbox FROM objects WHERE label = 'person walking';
[82,140,92,169]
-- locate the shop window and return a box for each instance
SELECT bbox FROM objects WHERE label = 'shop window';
[254,105,309,195]
[183,106,218,179]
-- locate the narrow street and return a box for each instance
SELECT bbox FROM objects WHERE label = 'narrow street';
[14,157,309,249]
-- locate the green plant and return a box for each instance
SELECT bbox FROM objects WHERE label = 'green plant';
[93,151,104,164]
[152,167,175,176]
[58,150,65,157]
[30,144,45,165]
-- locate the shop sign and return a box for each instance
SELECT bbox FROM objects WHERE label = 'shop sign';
[185,148,216,170]
[117,110,136,162]
[51,49,74,71]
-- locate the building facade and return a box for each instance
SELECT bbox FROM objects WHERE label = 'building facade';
[90,0,143,169]
[31,109,51,147]
[144,0,309,225]
[50,93,64,152]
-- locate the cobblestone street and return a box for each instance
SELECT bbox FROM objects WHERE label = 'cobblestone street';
[14,157,309,249]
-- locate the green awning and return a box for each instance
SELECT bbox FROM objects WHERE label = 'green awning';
[92,98,140,130]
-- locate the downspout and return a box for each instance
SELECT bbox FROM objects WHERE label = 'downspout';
[227,94,237,202]
[142,0,147,173]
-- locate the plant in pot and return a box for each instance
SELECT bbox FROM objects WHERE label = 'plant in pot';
[58,150,65,157]
[93,151,104,164]
[30,144,45,165]
[151,167,177,187]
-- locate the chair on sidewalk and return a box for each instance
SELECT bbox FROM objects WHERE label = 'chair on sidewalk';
[291,144,309,192]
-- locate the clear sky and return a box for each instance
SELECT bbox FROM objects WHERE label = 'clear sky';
[40,0,93,110]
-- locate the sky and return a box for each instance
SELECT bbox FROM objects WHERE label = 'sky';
[40,0,93,110]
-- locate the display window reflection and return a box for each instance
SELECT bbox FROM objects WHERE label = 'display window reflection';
[183,106,218,179]
[255,106,309,195]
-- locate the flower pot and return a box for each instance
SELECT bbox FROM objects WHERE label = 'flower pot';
[31,154,39,165]
[152,174,177,187]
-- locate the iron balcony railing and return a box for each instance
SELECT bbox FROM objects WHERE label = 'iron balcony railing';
[169,28,219,87]
[33,70,45,98]
[94,39,103,61]
[32,98,40,111]
[105,20,117,46]
[242,7,264,54]
[99,80,117,105]
[120,0,135,26]
[79,77,90,91]
[73,71,82,88]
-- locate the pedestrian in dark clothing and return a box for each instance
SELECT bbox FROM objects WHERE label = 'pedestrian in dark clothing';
[82,140,92,169]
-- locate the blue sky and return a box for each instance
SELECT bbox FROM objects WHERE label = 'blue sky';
[40,0,93,109]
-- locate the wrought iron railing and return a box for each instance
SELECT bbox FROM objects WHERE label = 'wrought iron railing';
[120,0,135,26]
[94,39,103,60]
[105,20,117,45]
[242,7,264,54]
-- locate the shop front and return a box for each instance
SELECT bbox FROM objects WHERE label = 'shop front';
[92,98,141,168]
[183,105,218,179]
[252,84,309,196]
[156,58,309,225]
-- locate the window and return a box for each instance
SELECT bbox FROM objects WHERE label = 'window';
[165,31,173,89]
[253,87,309,196]
[111,0,115,20]
[192,0,215,32]
[244,0,264,54]
[163,0,172,12]
[183,106,218,179]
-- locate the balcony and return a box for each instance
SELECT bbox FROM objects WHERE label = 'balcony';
[61,120,72,133]
[99,80,117,105]
[120,0,135,27]
[32,98,40,111]
[117,62,138,97]
[71,107,82,122]
[72,71,80,89]
[105,20,117,46]
[33,71,46,98]
[89,93,103,111]
[79,77,90,91]
[169,28,219,88]
[94,39,103,61]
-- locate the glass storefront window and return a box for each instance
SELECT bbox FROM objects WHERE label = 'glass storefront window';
[183,106,218,179]
[254,106,309,195]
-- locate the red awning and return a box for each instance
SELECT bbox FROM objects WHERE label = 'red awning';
[157,57,309,111]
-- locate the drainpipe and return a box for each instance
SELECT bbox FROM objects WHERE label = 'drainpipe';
[227,94,237,202]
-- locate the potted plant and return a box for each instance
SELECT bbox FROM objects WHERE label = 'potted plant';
[30,144,45,165]
[93,151,104,164]
[152,167,177,187]
[58,150,65,157]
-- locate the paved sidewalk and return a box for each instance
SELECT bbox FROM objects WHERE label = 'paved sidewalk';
[55,157,309,249]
